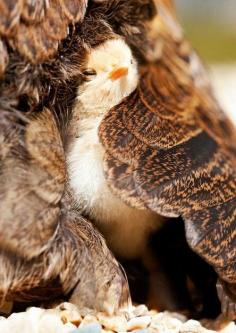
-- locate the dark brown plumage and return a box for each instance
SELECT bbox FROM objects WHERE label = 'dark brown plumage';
[0,0,87,64]
[98,0,236,319]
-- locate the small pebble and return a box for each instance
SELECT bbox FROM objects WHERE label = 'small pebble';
[127,316,151,331]
[81,314,99,325]
[132,305,149,318]
[148,310,158,317]
[97,313,127,332]
[180,320,215,333]
[77,323,102,333]
[133,330,148,333]
[150,313,183,333]
[61,310,82,326]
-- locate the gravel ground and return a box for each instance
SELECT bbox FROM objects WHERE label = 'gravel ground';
[0,303,235,333]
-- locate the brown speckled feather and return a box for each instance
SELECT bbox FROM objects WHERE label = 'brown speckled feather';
[99,0,236,317]
[0,105,128,311]
[0,0,131,309]
[0,0,87,64]
[0,107,65,259]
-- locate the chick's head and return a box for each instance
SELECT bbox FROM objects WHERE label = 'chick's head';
[79,39,138,110]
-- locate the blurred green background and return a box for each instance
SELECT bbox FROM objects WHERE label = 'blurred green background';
[175,0,236,63]
[175,0,236,124]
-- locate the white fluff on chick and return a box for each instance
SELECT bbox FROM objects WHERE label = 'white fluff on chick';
[67,39,161,259]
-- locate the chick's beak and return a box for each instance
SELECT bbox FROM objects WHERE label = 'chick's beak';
[109,67,129,81]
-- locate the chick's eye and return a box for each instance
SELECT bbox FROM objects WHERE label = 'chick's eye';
[83,68,97,76]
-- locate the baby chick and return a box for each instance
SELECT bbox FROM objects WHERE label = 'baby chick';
[67,38,164,261]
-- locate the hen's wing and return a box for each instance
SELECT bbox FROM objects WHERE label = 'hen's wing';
[0,0,87,66]
[99,1,236,316]
[100,61,236,270]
